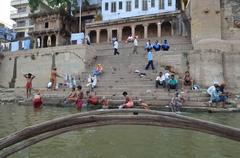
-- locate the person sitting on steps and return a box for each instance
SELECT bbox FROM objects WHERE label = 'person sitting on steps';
[153,40,161,52]
[87,91,98,106]
[64,87,77,104]
[93,64,103,76]
[209,85,227,108]
[144,40,153,51]
[162,39,170,51]
[169,92,183,112]
[156,72,166,88]
[182,71,193,89]
[126,34,134,43]
[119,91,134,109]
[168,74,178,92]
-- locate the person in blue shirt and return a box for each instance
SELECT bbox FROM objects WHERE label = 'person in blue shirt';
[145,48,155,70]
[162,39,170,51]
[153,40,161,52]
[210,86,227,107]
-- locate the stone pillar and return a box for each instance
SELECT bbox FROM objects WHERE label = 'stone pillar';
[41,36,44,48]
[144,24,148,39]
[118,27,122,41]
[96,29,100,43]
[131,25,135,37]
[107,29,112,42]
[157,22,162,37]
[34,38,37,48]
[85,30,90,36]
[56,34,59,46]
[170,21,174,36]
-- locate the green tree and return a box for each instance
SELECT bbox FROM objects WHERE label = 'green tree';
[28,0,80,12]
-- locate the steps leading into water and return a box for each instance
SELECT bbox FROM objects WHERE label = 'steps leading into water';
[76,36,212,107]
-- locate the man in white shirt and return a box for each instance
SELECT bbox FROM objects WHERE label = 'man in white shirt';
[207,81,219,96]
[133,36,138,54]
[113,39,120,55]
[156,72,166,88]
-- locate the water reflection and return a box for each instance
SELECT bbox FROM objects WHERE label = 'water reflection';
[0,105,240,158]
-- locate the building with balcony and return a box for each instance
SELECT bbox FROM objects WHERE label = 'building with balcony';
[28,10,78,48]
[10,0,33,39]
[102,0,177,21]
[85,0,190,43]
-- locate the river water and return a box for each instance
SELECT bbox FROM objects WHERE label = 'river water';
[0,104,240,158]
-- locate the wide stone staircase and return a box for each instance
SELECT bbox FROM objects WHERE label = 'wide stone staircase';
[80,36,210,109]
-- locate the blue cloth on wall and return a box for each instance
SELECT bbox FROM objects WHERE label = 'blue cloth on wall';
[23,39,30,50]
[71,33,84,44]
[11,41,19,52]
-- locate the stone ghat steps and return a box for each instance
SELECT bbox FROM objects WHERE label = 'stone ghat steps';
[107,100,206,107]
[95,44,192,53]
[83,89,209,97]
[37,93,208,102]
[20,97,206,107]
[75,36,208,107]
[94,36,192,48]
[25,91,207,107]
[95,50,189,57]
[95,42,193,51]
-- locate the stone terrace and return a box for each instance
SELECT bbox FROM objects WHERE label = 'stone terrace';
[79,36,210,108]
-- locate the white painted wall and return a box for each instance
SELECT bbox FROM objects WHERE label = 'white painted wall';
[102,0,176,21]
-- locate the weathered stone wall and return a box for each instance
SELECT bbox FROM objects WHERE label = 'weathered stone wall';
[156,50,240,89]
[195,39,240,53]
[0,45,95,88]
[223,52,240,88]
[189,50,240,88]
[156,52,188,74]
[0,57,14,87]
[189,50,225,87]
[221,0,240,40]
[190,0,222,47]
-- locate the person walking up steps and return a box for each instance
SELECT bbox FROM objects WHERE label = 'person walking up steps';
[113,39,120,55]
[145,48,155,70]
[133,36,138,54]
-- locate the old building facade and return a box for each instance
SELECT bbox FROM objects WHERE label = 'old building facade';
[101,0,177,21]
[85,0,190,43]
[29,10,78,48]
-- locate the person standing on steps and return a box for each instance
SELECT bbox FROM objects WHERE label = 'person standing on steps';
[50,67,62,91]
[24,73,35,98]
[133,36,138,54]
[145,48,155,70]
[113,39,120,55]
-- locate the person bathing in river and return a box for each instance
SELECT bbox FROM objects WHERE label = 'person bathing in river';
[75,85,84,110]
[101,96,109,109]
[119,91,134,109]
[32,91,43,108]
[64,87,77,104]
[24,73,35,98]
[86,91,98,106]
